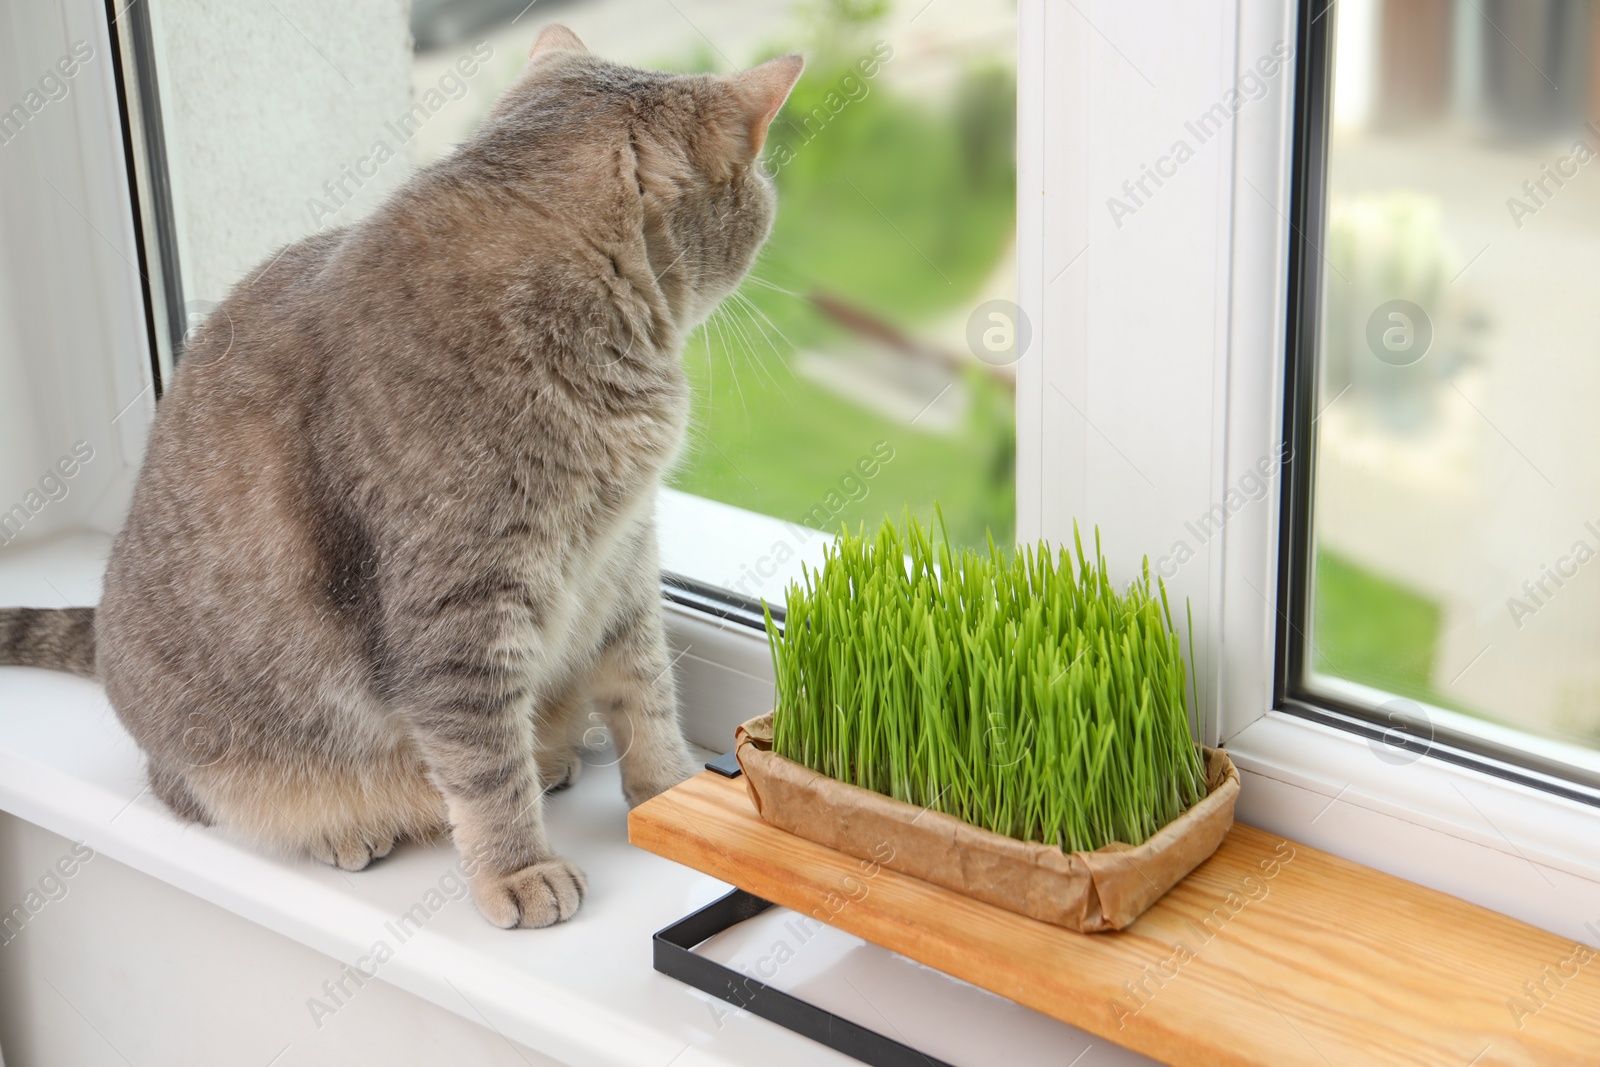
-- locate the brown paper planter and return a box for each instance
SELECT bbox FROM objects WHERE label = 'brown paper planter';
[735,713,1240,932]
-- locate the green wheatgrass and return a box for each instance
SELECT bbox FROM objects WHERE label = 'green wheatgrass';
[764,511,1208,854]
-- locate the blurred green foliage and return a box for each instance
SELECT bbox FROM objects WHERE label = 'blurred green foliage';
[665,26,1018,549]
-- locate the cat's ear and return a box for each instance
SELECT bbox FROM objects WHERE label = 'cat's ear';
[727,54,804,158]
[529,24,588,62]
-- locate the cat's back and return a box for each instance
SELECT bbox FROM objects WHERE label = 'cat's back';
[102,228,357,639]
[157,228,352,432]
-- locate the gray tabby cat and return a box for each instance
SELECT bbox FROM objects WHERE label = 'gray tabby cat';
[0,26,802,928]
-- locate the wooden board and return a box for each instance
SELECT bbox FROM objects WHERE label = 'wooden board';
[630,771,1600,1067]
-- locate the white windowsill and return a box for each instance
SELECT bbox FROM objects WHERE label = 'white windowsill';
[656,487,834,607]
[0,533,1135,1067]
[1225,711,1600,942]
[1,675,735,1067]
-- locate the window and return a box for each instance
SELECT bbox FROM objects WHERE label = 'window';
[135,0,1018,606]
[1280,0,1600,800]
[3,0,1589,930]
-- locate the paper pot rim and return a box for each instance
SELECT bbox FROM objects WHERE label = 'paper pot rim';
[735,711,1239,932]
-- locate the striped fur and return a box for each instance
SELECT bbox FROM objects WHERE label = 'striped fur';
[0,607,97,678]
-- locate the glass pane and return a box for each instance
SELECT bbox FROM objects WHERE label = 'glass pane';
[425,1,1017,566]
[1311,0,1600,768]
[153,0,1016,600]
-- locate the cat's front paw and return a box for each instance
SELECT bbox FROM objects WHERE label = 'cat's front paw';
[471,857,588,929]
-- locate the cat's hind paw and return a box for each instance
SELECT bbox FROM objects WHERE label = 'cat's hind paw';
[621,754,700,809]
[538,746,584,793]
[308,830,398,872]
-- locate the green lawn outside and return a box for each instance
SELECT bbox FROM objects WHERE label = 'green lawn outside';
[1312,550,1443,703]
[1312,551,1507,729]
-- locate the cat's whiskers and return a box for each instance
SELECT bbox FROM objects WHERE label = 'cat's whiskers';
[699,322,715,419]
[743,274,807,301]
[726,292,799,397]
[718,299,784,396]
[730,290,802,385]
[706,309,748,415]
[728,291,779,356]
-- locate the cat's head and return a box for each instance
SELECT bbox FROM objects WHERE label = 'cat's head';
[474,25,803,329]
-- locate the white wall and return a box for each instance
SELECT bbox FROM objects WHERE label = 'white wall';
[149,0,415,304]
[0,814,559,1067]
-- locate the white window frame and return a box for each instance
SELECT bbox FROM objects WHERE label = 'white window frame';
[1012,0,1599,940]
[14,0,1599,943]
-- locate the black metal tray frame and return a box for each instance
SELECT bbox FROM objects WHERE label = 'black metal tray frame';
[652,887,957,1067]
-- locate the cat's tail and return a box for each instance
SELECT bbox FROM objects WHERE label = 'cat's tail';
[0,607,97,679]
